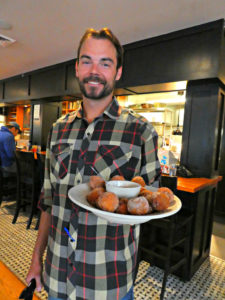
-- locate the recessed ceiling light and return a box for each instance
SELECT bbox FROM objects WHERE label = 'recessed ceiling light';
[0,19,12,30]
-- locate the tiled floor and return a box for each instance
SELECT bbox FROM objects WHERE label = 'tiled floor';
[0,200,225,300]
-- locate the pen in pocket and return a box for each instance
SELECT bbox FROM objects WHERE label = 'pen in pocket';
[64,227,75,242]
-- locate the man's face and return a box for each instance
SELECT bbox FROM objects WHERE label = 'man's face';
[11,127,19,136]
[76,37,122,100]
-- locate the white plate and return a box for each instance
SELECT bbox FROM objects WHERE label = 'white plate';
[68,183,182,225]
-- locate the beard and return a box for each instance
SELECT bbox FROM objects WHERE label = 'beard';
[78,75,116,100]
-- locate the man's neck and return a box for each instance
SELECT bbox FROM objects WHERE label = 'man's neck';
[82,94,113,123]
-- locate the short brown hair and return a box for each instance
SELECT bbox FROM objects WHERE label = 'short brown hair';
[77,28,123,70]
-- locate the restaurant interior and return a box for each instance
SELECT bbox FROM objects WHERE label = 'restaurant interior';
[0,12,225,300]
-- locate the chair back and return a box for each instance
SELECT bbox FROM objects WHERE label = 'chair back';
[14,151,39,187]
[0,157,3,200]
[0,154,17,206]
[13,150,42,227]
[37,152,45,186]
[160,175,177,193]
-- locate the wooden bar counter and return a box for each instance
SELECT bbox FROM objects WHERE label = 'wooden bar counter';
[177,176,222,193]
[175,175,222,280]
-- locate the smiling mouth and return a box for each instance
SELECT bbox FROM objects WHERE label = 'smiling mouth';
[88,81,101,85]
[84,76,105,86]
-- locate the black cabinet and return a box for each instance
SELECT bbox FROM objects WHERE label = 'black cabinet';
[30,65,65,98]
[4,76,29,100]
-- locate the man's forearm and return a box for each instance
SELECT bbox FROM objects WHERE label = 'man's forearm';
[32,210,51,261]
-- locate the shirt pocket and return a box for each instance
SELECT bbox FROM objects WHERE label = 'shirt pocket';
[51,143,73,180]
[93,145,132,180]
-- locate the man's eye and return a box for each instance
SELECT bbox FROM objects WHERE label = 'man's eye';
[101,62,110,68]
[82,60,91,65]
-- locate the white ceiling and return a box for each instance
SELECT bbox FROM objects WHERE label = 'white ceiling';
[0,0,225,81]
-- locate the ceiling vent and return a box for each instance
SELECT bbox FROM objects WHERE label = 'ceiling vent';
[0,34,16,47]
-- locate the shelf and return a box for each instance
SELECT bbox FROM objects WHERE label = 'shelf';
[61,100,81,115]
[130,107,173,113]
[152,122,171,126]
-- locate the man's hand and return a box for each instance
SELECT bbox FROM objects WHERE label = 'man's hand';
[26,210,51,292]
[26,256,43,292]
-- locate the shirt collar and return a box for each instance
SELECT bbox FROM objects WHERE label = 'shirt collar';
[103,97,122,120]
[64,97,122,123]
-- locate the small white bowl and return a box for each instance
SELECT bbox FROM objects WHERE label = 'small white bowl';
[106,180,141,198]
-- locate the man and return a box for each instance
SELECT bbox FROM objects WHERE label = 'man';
[0,121,21,173]
[26,28,161,300]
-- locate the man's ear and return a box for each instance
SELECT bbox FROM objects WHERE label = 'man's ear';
[115,66,122,81]
[75,60,78,77]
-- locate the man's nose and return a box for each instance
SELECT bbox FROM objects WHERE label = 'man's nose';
[90,62,99,74]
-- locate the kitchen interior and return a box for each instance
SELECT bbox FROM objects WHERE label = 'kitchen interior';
[117,90,185,167]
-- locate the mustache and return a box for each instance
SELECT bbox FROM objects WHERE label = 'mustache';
[83,75,105,84]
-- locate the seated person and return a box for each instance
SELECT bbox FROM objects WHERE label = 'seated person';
[0,122,22,174]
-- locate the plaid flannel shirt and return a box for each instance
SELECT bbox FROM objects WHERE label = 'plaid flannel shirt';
[39,97,161,300]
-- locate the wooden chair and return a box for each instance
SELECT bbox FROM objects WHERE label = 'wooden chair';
[139,211,193,299]
[137,175,193,300]
[13,151,41,229]
[0,157,17,206]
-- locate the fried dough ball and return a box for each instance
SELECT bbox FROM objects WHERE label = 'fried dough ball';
[96,192,119,212]
[148,204,154,214]
[89,175,105,189]
[87,187,105,206]
[151,192,170,211]
[143,191,154,205]
[116,198,128,214]
[131,176,146,187]
[139,187,153,197]
[127,196,150,215]
[110,175,125,181]
[139,187,149,195]
[158,187,174,204]
[139,187,154,205]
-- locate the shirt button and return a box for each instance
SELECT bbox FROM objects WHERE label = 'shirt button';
[87,132,90,136]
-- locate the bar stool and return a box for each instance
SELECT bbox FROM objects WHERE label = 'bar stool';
[13,151,41,229]
[0,157,17,206]
[139,210,193,300]
[137,175,193,299]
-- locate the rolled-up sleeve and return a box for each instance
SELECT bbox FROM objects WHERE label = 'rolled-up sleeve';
[140,122,161,185]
